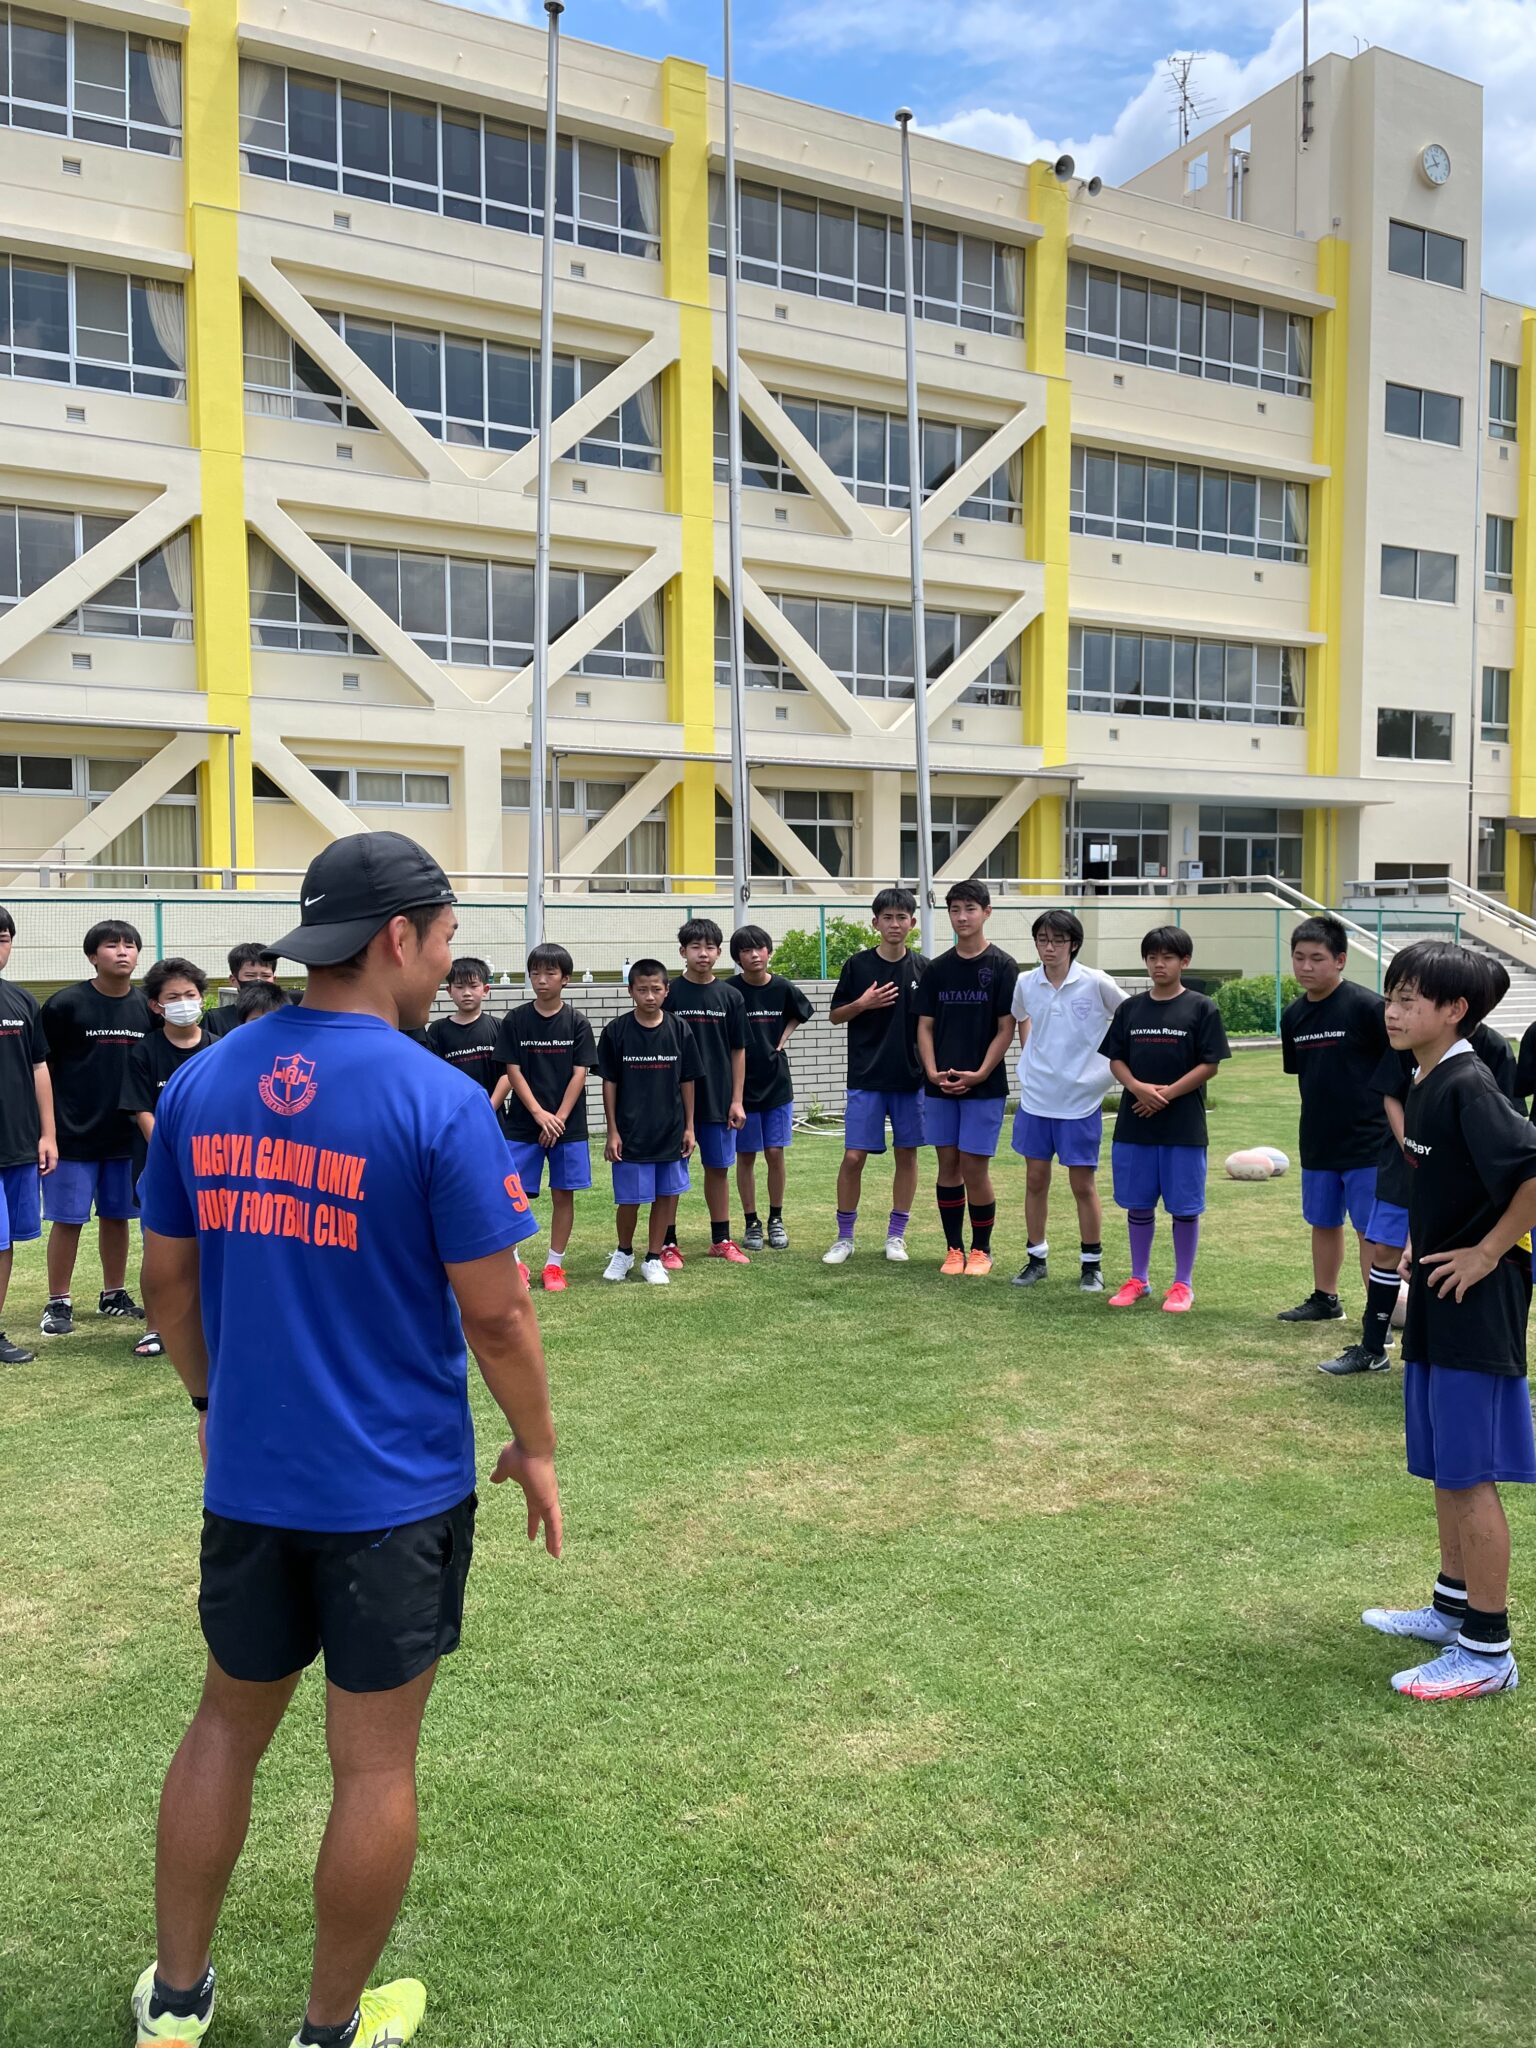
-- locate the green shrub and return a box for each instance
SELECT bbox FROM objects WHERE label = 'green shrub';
[769,918,919,979]
[1214,972,1303,1034]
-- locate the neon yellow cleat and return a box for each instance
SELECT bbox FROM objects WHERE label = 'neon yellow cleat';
[130,1962,215,2046]
[289,1980,427,2048]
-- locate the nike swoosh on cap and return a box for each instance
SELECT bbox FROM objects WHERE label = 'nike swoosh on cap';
[304,894,326,906]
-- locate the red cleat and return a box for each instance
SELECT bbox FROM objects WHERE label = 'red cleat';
[517,1260,532,1289]
[1107,1277,1150,1308]
[660,1245,685,1271]
[1162,1281,1195,1313]
[541,1263,568,1292]
[707,1239,751,1263]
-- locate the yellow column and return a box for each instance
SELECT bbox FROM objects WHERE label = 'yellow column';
[1506,310,1536,914]
[185,0,255,886]
[1303,236,1349,903]
[660,58,717,892]
[1018,162,1071,886]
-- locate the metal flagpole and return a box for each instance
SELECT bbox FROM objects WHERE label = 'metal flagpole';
[528,0,563,965]
[723,0,751,918]
[896,109,936,957]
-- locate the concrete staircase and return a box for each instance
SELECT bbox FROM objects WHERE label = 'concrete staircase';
[1342,885,1536,1040]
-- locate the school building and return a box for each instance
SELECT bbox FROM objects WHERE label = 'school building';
[0,1,1530,915]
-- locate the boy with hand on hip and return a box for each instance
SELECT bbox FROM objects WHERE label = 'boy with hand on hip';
[1009,908,1122,1293]
[728,926,813,1251]
[823,886,927,1266]
[663,919,750,1265]
[913,879,1019,1277]
[494,944,597,1293]
[1098,925,1230,1313]
[598,959,698,1286]
[1362,941,1536,1702]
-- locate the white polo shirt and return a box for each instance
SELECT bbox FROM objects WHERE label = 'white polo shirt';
[1011,961,1124,1121]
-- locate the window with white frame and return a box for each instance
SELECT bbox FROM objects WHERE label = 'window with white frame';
[1376,707,1453,762]
[708,176,1023,337]
[713,791,786,882]
[766,788,854,876]
[310,766,452,809]
[241,302,661,468]
[1070,447,1307,561]
[1069,626,1304,726]
[1482,665,1510,742]
[0,254,186,398]
[238,62,660,259]
[502,774,666,889]
[0,7,181,154]
[714,388,1021,523]
[0,751,73,793]
[1383,381,1462,446]
[250,537,663,679]
[1485,515,1515,594]
[87,758,198,888]
[1479,819,1507,893]
[1066,261,1312,397]
[719,590,1019,706]
[1380,544,1457,604]
[1196,805,1303,882]
[1071,801,1170,883]
[901,793,1018,885]
[0,503,193,638]
[1490,360,1519,441]
[1387,220,1465,289]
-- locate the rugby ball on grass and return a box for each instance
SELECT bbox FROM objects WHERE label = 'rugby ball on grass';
[1224,1147,1290,1181]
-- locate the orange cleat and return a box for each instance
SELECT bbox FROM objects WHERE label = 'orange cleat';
[1162,1282,1195,1313]
[1108,1277,1150,1308]
[707,1239,751,1263]
[541,1263,567,1293]
[964,1249,993,1277]
[940,1247,966,1276]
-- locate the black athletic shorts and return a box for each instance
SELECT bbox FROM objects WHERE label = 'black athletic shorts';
[198,1492,476,1694]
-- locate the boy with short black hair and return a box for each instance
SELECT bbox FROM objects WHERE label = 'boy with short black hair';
[39,919,150,1336]
[823,886,927,1266]
[121,957,210,1362]
[663,918,750,1265]
[204,940,277,1038]
[232,980,292,1024]
[598,959,698,1285]
[728,926,813,1251]
[427,956,504,1101]
[1277,916,1390,1326]
[0,906,56,1364]
[913,878,1018,1277]
[1099,925,1230,1312]
[1360,940,1536,1701]
[495,943,597,1293]
[1009,906,1123,1293]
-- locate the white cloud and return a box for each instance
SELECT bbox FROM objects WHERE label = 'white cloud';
[457,0,534,20]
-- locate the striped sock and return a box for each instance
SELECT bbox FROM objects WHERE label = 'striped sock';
[1460,1606,1512,1658]
[936,1183,966,1250]
[1363,1266,1401,1357]
[968,1199,997,1254]
[1431,1572,1467,1623]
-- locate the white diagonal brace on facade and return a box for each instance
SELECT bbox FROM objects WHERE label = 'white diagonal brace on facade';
[888,585,1043,730]
[250,735,367,840]
[29,729,208,876]
[492,530,681,708]
[556,758,683,879]
[0,490,196,670]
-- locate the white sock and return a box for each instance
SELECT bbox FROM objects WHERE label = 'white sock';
[546,1248,565,1268]
[1027,1242,1048,1260]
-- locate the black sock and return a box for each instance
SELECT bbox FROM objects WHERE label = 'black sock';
[968,1199,997,1254]
[936,1183,966,1250]
[769,1205,783,1225]
[711,1218,730,1245]
[150,1967,215,2023]
[663,1224,678,1249]
[744,1210,759,1229]
[298,2011,361,2048]
[1363,1267,1400,1356]
[1459,1605,1512,1657]
[1080,1240,1102,1266]
[1432,1572,1468,1622]
[616,1240,633,1256]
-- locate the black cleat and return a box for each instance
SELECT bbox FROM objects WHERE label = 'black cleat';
[98,1288,144,1320]
[1011,1257,1049,1288]
[1318,1344,1391,1376]
[0,1331,34,1363]
[39,1297,73,1337]
[1079,1265,1105,1293]
[1277,1291,1345,1323]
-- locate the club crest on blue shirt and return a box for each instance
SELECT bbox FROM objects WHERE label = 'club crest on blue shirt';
[258,1051,318,1117]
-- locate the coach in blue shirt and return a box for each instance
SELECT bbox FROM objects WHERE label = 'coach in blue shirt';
[132,832,560,2048]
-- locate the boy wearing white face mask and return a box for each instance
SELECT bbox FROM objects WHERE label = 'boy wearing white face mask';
[121,958,210,1361]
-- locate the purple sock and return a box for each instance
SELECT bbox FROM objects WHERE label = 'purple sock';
[887,1209,911,1239]
[1172,1216,1200,1289]
[836,1209,857,1242]
[1127,1208,1155,1283]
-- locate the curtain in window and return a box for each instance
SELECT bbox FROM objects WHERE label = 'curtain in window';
[246,535,293,632]
[631,587,662,661]
[1290,317,1312,382]
[159,529,194,638]
[143,279,187,372]
[145,40,182,129]
[631,157,660,243]
[143,798,196,886]
[998,245,1024,322]
[242,299,292,412]
[634,376,661,450]
[1285,482,1308,549]
[827,812,853,876]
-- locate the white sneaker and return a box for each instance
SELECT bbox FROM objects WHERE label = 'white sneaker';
[884,1235,909,1262]
[602,1250,634,1283]
[640,1255,671,1285]
[1361,1603,1460,1646]
[822,1238,855,1265]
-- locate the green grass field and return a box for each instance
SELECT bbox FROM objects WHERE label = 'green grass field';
[3,1048,1534,2046]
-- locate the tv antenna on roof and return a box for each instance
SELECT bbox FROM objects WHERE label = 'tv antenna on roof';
[1165,54,1219,147]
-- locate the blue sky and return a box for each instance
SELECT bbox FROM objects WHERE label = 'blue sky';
[465,0,1536,303]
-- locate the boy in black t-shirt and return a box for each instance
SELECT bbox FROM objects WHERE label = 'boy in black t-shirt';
[1277,916,1390,1326]
[1361,942,1536,1702]
[1098,926,1230,1312]
[121,957,210,1362]
[823,886,928,1267]
[39,919,151,1337]
[663,919,749,1266]
[494,943,597,1293]
[728,926,813,1251]
[428,956,505,1100]
[204,940,280,1037]
[0,906,56,1364]
[597,959,699,1285]
[913,879,1019,1277]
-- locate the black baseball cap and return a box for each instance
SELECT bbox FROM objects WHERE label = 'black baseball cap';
[270,831,457,967]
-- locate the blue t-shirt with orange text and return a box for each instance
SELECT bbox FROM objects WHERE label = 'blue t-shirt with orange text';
[139,1007,539,1532]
